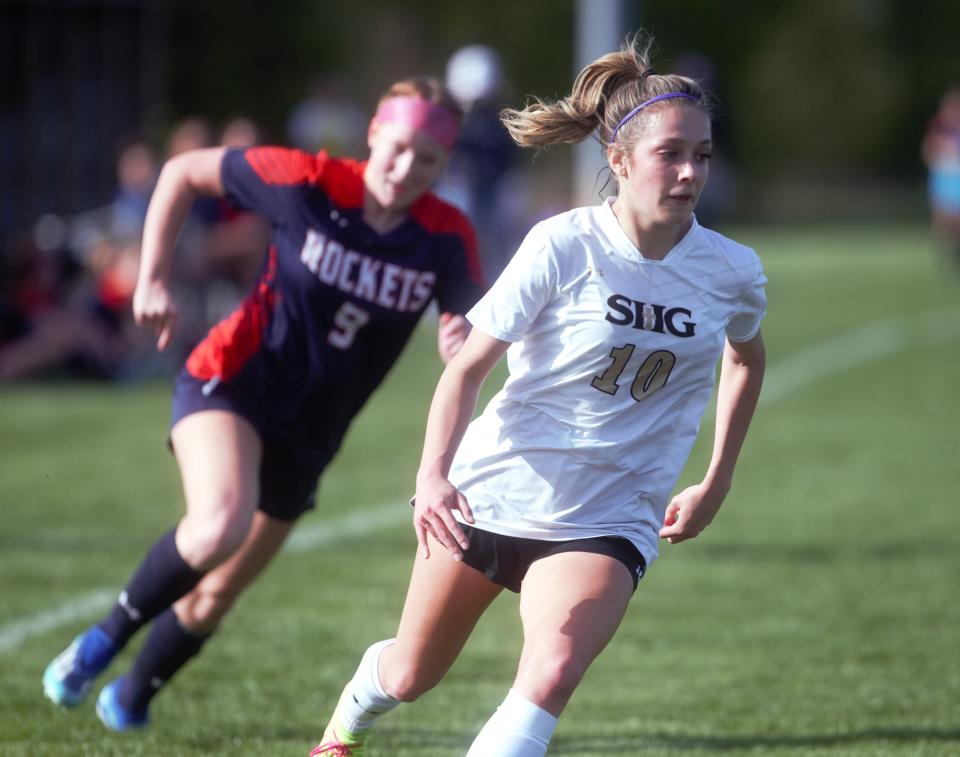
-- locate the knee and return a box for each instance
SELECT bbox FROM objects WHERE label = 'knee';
[380,656,442,703]
[518,648,588,706]
[177,505,252,570]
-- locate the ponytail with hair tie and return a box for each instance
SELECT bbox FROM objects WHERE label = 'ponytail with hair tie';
[500,33,710,151]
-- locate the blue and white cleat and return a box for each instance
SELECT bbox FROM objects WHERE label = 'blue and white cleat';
[43,626,118,708]
[96,678,149,731]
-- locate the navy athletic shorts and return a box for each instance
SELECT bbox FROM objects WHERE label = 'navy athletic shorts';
[170,368,338,521]
[458,523,646,593]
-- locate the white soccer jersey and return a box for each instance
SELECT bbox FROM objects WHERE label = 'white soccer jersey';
[448,197,767,569]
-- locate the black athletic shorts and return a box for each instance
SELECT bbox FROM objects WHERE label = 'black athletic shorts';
[170,368,336,521]
[458,523,646,593]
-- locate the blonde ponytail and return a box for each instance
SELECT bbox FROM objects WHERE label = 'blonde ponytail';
[500,32,710,151]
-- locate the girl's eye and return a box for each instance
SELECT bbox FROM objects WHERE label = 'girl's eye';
[698,152,713,161]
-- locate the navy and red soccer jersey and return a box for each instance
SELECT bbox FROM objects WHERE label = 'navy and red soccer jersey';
[184,146,486,449]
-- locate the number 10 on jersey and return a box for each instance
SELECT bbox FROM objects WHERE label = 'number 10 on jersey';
[590,344,677,402]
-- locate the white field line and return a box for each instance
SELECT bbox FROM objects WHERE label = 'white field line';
[760,306,960,406]
[284,502,408,552]
[3,307,958,654]
[0,504,407,654]
[0,590,116,653]
[760,317,906,406]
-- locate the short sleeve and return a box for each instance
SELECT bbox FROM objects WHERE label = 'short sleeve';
[220,147,325,224]
[726,256,767,343]
[467,224,555,342]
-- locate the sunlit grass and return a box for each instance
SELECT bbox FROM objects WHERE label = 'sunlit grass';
[1,223,958,755]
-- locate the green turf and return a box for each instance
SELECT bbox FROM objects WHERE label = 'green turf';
[1,223,958,756]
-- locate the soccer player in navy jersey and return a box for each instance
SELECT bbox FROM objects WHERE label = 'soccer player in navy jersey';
[311,35,765,756]
[43,76,486,731]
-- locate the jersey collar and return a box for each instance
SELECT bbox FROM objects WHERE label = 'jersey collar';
[598,196,699,264]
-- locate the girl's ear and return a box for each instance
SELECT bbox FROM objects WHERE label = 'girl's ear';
[607,143,628,179]
[367,118,380,151]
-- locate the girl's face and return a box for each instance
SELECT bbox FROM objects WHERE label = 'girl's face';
[364,118,449,212]
[609,105,712,229]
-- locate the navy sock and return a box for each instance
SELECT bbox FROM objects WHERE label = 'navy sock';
[118,608,210,712]
[98,529,205,648]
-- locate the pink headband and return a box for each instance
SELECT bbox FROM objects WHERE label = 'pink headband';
[374,95,460,150]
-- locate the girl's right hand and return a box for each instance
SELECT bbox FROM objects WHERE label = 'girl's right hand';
[412,474,474,561]
[132,279,179,351]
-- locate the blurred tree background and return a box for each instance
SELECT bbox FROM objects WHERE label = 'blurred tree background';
[2,0,960,241]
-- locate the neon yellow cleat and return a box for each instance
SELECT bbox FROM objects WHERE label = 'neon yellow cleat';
[309,688,370,756]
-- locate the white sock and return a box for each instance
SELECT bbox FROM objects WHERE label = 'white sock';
[337,638,400,733]
[465,688,559,757]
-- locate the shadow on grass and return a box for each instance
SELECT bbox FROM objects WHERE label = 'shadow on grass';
[214,721,960,754]
[551,726,960,753]
[201,723,475,754]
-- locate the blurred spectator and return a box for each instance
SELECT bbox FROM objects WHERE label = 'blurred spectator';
[167,116,214,157]
[922,86,960,268]
[220,116,261,149]
[111,139,158,240]
[286,76,368,156]
[0,114,279,383]
[0,217,142,380]
[439,44,525,281]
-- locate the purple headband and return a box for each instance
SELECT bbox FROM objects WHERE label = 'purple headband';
[611,92,699,142]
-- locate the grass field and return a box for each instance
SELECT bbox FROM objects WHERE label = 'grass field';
[2,223,959,756]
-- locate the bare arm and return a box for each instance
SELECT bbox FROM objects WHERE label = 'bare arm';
[414,327,510,559]
[659,330,766,544]
[133,147,227,350]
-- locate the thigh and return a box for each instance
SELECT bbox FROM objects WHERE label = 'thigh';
[385,535,504,685]
[516,550,634,687]
[170,409,262,522]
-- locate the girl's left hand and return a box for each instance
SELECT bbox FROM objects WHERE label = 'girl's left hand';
[658,482,728,544]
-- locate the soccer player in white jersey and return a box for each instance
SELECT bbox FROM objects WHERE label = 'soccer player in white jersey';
[311,33,767,757]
